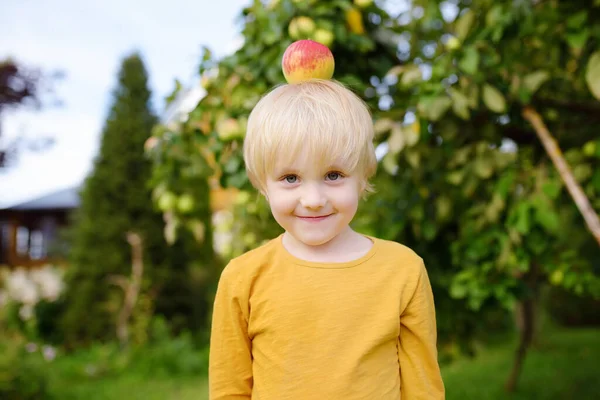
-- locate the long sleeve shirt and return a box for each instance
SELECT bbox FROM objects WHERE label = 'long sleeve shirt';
[209,234,445,399]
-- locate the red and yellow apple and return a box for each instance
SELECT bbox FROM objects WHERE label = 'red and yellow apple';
[281,39,335,84]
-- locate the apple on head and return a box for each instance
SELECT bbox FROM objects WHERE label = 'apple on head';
[281,39,335,84]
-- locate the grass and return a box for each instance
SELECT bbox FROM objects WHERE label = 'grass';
[50,375,208,400]
[442,327,600,400]
[43,327,599,399]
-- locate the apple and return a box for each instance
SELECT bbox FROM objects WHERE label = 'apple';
[158,191,178,212]
[243,232,257,246]
[445,36,461,51]
[235,190,252,205]
[583,141,596,157]
[282,39,335,84]
[294,16,316,36]
[288,19,300,39]
[177,193,195,213]
[354,0,373,7]
[144,137,159,152]
[312,28,335,48]
[217,118,242,140]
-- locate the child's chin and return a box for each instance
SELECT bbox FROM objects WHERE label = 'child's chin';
[295,232,337,247]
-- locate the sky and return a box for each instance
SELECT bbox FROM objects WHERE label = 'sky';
[0,0,250,208]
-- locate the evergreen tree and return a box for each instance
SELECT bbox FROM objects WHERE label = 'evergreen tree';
[60,53,214,347]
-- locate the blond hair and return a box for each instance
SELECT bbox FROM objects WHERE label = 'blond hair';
[243,79,377,193]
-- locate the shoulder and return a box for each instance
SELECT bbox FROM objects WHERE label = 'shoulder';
[219,236,281,281]
[371,236,426,276]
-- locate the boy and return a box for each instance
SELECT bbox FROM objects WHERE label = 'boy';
[209,79,445,399]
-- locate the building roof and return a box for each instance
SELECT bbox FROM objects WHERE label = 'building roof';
[2,186,80,210]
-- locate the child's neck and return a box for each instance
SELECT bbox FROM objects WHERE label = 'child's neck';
[282,227,373,263]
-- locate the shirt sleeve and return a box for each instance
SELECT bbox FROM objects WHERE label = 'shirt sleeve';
[398,260,445,399]
[209,262,253,399]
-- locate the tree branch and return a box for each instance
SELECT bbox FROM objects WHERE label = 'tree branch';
[522,106,600,247]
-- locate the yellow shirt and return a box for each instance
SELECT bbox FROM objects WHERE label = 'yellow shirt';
[209,234,445,399]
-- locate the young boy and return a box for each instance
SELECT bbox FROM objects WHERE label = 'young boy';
[209,79,445,399]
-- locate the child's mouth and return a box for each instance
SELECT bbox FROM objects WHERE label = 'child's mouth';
[297,214,332,222]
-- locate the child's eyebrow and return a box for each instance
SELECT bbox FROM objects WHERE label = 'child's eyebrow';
[273,167,301,176]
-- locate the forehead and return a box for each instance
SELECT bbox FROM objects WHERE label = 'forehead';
[271,148,346,176]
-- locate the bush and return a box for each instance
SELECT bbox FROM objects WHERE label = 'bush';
[130,317,209,377]
[0,339,53,400]
[547,286,600,327]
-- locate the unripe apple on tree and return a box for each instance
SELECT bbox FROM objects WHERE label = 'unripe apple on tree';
[444,36,461,51]
[177,193,195,214]
[217,118,242,140]
[235,190,252,205]
[282,39,335,84]
[312,28,335,48]
[158,191,178,211]
[354,0,373,8]
[294,16,316,36]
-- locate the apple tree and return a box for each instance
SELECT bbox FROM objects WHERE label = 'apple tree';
[147,0,600,389]
[361,0,600,390]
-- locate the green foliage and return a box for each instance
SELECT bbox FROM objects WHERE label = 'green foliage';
[60,53,215,347]
[130,317,209,377]
[0,338,53,400]
[380,0,600,311]
[19,326,598,400]
[148,0,600,353]
[547,286,600,327]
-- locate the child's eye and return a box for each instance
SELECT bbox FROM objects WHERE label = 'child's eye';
[283,175,298,184]
[326,172,343,181]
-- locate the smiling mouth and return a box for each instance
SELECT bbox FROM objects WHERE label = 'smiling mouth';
[297,214,332,222]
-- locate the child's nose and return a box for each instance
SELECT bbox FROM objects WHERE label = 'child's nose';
[299,183,326,209]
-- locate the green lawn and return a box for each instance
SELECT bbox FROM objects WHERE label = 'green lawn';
[46,327,599,400]
[442,327,599,400]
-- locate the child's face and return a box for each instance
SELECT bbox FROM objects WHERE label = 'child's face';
[264,148,362,248]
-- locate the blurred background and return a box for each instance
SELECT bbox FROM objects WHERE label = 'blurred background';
[1,0,599,399]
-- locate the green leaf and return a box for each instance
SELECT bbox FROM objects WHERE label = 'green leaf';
[373,118,394,136]
[485,5,503,27]
[382,153,398,175]
[536,208,560,233]
[566,29,590,50]
[455,9,475,40]
[425,96,452,121]
[405,121,420,147]
[436,195,453,221]
[474,157,494,179]
[387,124,405,154]
[458,47,479,75]
[466,83,479,109]
[514,203,530,234]
[400,65,422,87]
[566,11,587,29]
[423,221,437,240]
[542,181,562,199]
[447,170,465,185]
[405,151,420,168]
[482,84,506,113]
[585,51,600,100]
[449,88,470,119]
[523,71,550,95]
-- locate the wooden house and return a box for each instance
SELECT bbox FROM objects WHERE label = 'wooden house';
[0,186,79,268]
